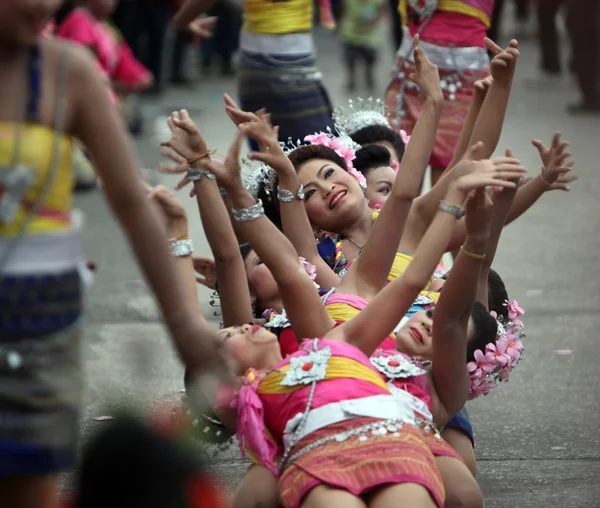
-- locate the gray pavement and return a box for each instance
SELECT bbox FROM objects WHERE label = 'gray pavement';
[64,17,600,508]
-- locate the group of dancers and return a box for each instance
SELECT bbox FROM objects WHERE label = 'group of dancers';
[0,0,579,507]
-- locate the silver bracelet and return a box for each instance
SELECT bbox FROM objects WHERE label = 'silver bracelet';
[277,184,304,202]
[231,199,265,223]
[438,200,465,219]
[170,239,194,257]
[219,186,227,197]
[188,167,216,182]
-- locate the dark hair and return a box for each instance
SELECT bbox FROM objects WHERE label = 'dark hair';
[487,268,509,319]
[351,125,406,161]
[466,301,498,363]
[256,181,283,232]
[353,144,392,177]
[287,144,348,171]
[238,243,265,318]
[75,418,207,508]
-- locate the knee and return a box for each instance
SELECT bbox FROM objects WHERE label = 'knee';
[444,480,484,508]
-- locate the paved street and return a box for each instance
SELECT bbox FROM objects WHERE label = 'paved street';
[64,15,600,508]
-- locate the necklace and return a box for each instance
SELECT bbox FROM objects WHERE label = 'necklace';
[343,236,365,252]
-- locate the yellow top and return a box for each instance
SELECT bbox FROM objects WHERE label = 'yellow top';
[0,123,74,236]
[399,0,491,28]
[243,0,313,34]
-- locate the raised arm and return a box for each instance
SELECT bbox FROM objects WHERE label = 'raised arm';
[466,38,519,160]
[235,110,341,290]
[505,133,575,225]
[337,158,521,356]
[160,111,254,327]
[444,75,492,172]
[430,189,492,420]
[70,45,220,373]
[207,131,336,340]
[346,37,443,293]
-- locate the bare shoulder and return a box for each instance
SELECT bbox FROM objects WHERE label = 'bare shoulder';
[40,38,98,78]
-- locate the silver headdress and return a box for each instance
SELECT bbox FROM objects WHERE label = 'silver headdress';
[332,97,390,136]
[242,131,362,197]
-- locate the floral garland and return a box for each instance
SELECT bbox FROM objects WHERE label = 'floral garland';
[467,300,525,399]
[303,131,367,189]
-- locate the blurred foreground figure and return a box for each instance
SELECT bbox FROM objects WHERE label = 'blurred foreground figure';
[66,417,228,508]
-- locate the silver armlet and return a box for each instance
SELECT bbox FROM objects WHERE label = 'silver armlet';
[188,167,217,182]
[277,184,304,202]
[438,200,465,219]
[231,199,265,223]
[170,239,194,257]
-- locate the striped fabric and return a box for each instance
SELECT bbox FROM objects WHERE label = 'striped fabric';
[237,52,333,150]
[279,417,444,508]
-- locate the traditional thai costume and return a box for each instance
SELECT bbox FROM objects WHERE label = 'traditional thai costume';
[237,0,334,149]
[0,46,84,477]
[57,8,151,104]
[385,0,493,168]
[236,339,446,508]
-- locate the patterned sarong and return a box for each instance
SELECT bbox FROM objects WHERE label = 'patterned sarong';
[279,417,444,508]
[385,49,489,169]
[237,52,333,150]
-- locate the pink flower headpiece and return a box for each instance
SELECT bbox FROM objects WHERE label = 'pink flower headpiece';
[304,131,367,189]
[467,299,525,399]
[400,129,411,146]
[299,257,320,290]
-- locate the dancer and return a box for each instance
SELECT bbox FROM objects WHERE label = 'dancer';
[385,1,514,186]
[193,131,513,507]
[173,0,335,149]
[57,0,154,103]
[0,3,222,507]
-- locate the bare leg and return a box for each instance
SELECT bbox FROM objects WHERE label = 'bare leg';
[233,464,280,508]
[0,475,60,508]
[436,456,484,508]
[369,483,437,508]
[301,485,367,508]
[441,428,477,478]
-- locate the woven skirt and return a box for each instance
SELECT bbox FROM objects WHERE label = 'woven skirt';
[237,51,333,150]
[385,53,489,169]
[279,417,444,508]
[0,269,83,477]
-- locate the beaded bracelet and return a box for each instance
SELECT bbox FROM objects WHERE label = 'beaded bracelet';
[231,199,265,223]
[438,200,465,219]
[277,184,304,202]
[188,167,217,182]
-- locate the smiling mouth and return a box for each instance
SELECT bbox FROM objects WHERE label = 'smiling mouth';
[329,190,347,209]
[251,324,262,334]
[410,327,424,344]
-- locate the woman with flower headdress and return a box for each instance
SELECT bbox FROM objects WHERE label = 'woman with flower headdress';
[173,0,335,150]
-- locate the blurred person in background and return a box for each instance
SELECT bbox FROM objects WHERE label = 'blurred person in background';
[566,0,600,113]
[536,0,565,76]
[200,0,242,77]
[339,0,386,92]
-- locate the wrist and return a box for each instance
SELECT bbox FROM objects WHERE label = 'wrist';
[445,185,467,206]
[424,94,443,109]
[463,235,489,253]
[168,224,189,241]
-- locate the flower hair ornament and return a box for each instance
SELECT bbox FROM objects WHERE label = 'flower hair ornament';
[303,128,367,189]
[467,300,525,399]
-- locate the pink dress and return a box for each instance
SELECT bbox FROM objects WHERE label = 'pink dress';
[236,339,446,508]
[57,8,151,103]
[370,349,462,460]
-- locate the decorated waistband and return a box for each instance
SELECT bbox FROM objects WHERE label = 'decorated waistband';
[258,355,387,395]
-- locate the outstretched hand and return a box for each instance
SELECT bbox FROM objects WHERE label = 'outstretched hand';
[453,143,527,193]
[531,132,577,190]
[485,37,519,85]
[192,256,217,289]
[203,131,245,192]
[409,35,443,101]
[146,184,188,238]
